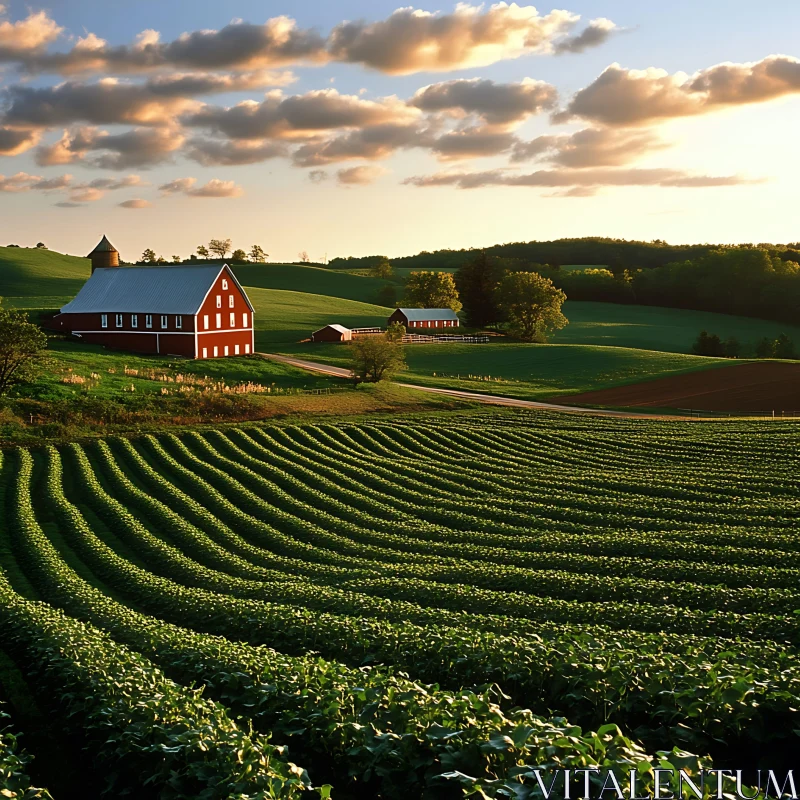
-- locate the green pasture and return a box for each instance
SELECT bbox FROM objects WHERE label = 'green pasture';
[555,301,800,355]
[0,246,89,304]
[248,287,391,346]
[231,263,391,304]
[19,338,335,402]
[277,339,725,401]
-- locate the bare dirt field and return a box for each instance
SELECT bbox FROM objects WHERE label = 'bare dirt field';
[551,361,800,413]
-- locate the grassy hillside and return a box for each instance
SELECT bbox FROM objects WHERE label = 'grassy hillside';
[232,263,391,304]
[555,301,800,354]
[248,287,390,346]
[0,246,89,303]
[278,340,725,401]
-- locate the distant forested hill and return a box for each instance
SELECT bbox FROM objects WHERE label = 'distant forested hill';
[331,237,800,272]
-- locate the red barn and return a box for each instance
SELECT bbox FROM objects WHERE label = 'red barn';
[55,263,255,359]
[388,308,460,329]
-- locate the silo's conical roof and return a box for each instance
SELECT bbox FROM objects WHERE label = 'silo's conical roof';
[87,235,118,256]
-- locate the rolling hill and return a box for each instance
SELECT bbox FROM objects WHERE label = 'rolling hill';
[231,263,391,304]
[247,287,390,346]
[0,246,89,304]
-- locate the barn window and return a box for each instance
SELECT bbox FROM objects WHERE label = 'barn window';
[202,347,208,358]
[175,316,182,329]
[235,344,240,355]
[146,314,153,329]
[213,346,219,357]
[222,279,228,290]
[101,314,108,328]
[228,295,234,308]
[242,313,248,327]
[229,312,235,327]
[131,314,138,328]
[203,315,209,330]
[224,345,229,356]
[216,295,222,308]
[161,315,168,329]
[245,344,250,354]
[215,313,222,328]
[115,314,123,328]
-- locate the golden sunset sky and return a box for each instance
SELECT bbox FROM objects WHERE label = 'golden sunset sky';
[0,0,798,261]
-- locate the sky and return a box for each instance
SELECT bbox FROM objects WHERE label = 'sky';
[0,1,798,262]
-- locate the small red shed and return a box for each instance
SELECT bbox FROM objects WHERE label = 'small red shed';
[388,308,460,329]
[312,324,352,343]
[55,263,255,359]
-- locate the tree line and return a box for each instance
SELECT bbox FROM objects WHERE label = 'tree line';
[137,240,268,265]
[335,240,800,326]
[331,237,800,272]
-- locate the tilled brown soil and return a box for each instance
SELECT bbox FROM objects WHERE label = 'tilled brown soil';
[551,361,800,413]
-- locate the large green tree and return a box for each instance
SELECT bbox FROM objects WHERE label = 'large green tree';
[350,335,405,382]
[370,257,394,279]
[455,251,508,327]
[0,307,48,395]
[402,272,462,312]
[497,272,567,342]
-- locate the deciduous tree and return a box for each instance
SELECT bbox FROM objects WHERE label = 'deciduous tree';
[370,257,393,279]
[208,239,232,259]
[298,251,310,263]
[456,251,508,327]
[249,245,267,263]
[0,306,48,395]
[231,249,247,262]
[196,245,209,259]
[141,248,156,263]
[497,272,567,342]
[350,334,405,382]
[403,272,462,312]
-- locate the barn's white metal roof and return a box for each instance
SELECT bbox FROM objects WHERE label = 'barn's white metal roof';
[60,264,254,315]
[395,308,460,321]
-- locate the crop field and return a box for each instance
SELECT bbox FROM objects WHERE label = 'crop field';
[0,411,797,797]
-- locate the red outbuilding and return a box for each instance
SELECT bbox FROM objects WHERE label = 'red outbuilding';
[55,258,255,359]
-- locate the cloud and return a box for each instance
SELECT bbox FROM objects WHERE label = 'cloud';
[89,127,186,169]
[0,127,41,156]
[69,186,104,202]
[554,18,617,54]
[83,174,147,190]
[0,171,73,192]
[188,178,244,197]
[185,137,288,165]
[118,198,152,208]
[336,164,388,185]
[511,127,669,167]
[327,4,581,74]
[15,6,613,77]
[23,16,328,74]
[2,79,199,128]
[144,69,296,96]
[556,55,800,126]
[186,89,419,140]
[291,122,426,166]
[409,78,558,124]
[159,177,196,194]
[403,166,762,193]
[64,173,146,202]
[0,10,62,60]
[431,126,518,160]
[34,126,98,165]
[308,169,328,183]
[54,201,84,208]
[159,177,243,197]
